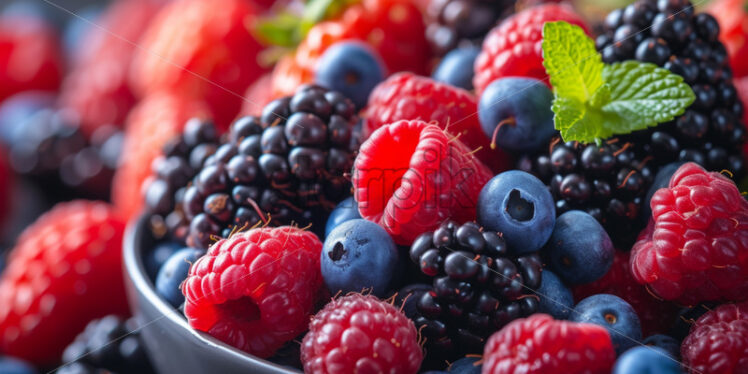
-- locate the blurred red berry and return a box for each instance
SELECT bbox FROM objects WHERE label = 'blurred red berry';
[682,301,748,374]
[708,0,748,77]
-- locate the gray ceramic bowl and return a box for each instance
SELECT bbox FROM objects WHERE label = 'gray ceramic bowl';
[123,215,300,374]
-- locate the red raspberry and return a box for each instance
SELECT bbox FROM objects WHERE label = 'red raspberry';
[0,146,10,228]
[240,72,274,116]
[483,314,615,374]
[573,250,679,336]
[0,201,128,365]
[473,3,589,95]
[364,72,512,172]
[300,294,423,374]
[353,120,493,245]
[681,301,748,374]
[112,91,210,222]
[630,162,748,305]
[708,0,748,78]
[130,0,268,128]
[183,226,323,358]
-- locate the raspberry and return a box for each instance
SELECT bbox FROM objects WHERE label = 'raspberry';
[300,294,423,374]
[183,226,323,358]
[473,3,589,95]
[482,314,616,374]
[240,73,274,116]
[0,201,128,365]
[630,162,748,305]
[365,72,512,172]
[707,0,748,78]
[353,120,493,245]
[681,301,748,374]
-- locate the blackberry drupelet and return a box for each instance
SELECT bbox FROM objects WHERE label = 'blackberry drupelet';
[425,0,515,55]
[596,0,746,178]
[183,85,360,248]
[58,315,155,374]
[408,220,542,361]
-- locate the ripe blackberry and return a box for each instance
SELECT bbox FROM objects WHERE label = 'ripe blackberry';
[596,0,746,178]
[183,85,360,248]
[58,315,155,374]
[519,139,654,247]
[425,0,515,55]
[408,220,542,361]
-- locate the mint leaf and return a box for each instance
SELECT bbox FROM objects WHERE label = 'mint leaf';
[253,12,305,47]
[552,92,618,145]
[542,21,604,103]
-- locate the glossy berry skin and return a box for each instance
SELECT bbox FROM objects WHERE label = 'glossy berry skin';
[643,334,680,359]
[613,346,681,374]
[321,219,399,297]
[316,42,385,109]
[143,241,182,281]
[183,227,322,358]
[448,357,481,374]
[477,170,555,254]
[478,77,555,152]
[482,314,616,374]
[432,46,480,91]
[536,269,573,320]
[571,294,642,355]
[325,197,362,238]
[681,301,748,374]
[300,294,423,374]
[156,248,205,308]
[707,0,748,78]
[425,0,514,56]
[546,210,614,285]
[642,161,684,222]
[630,163,748,305]
[0,357,36,374]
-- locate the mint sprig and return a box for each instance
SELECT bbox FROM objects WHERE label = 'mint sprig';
[542,21,695,144]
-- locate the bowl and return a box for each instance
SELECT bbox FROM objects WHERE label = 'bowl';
[123,215,299,374]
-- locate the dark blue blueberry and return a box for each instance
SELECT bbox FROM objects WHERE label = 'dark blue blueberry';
[477,170,555,254]
[144,241,183,282]
[478,77,555,152]
[0,356,37,374]
[432,46,480,90]
[613,346,681,374]
[448,357,481,374]
[395,283,432,320]
[571,294,642,355]
[643,334,680,359]
[535,269,573,319]
[321,219,399,297]
[325,197,361,238]
[1,1,66,30]
[315,42,385,109]
[156,248,205,308]
[63,5,103,60]
[0,91,56,146]
[642,162,684,222]
[546,210,614,285]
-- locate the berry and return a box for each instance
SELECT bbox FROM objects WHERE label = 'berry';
[447,357,481,374]
[473,3,589,95]
[425,0,515,56]
[643,334,680,359]
[476,170,555,254]
[546,210,615,285]
[60,315,155,374]
[432,46,480,91]
[240,73,275,117]
[535,269,573,320]
[707,0,748,77]
[642,161,684,222]
[0,91,55,146]
[0,356,36,374]
[570,294,642,355]
[156,248,205,308]
[143,241,182,281]
[613,346,681,374]
[61,5,102,61]
[482,314,616,374]
[630,162,748,305]
[395,283,432,320]
[315,41,385,109]
[364,72,511,173]
[300,293,423,374]
[681,301,748,374]
[478,77,555,152]
[183,226,323,358]
[325,197,362,238]
[0,201,128,365]
[354,120,493,245]
[321,219,399,297]
[408,220,543,360]
[0,145,10,229]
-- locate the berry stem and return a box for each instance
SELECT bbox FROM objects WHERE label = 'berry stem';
[490,117,516,150]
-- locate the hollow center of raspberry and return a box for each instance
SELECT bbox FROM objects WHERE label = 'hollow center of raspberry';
[329,242,346,261]
[218,297,261,324]
[505,189,534,222]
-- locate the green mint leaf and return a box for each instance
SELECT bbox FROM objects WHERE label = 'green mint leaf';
[552,92,617,144]
[542,21,604,103]
[253,12,305,47]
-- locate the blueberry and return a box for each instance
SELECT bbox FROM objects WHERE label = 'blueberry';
[478,77,555,152]
[315,42,385,109]
[571,294,642,355]
[0,91,56,146]
[477,170,555,254]
[642,162,684,222]
[546,210,614,285]
[144,241,182,281]
[432,46,480,90]
[643,334,680,359]
[325,197,362,238]
[321,219,399,297]
[0,356,37,374]
[613,346,681,374]
[535,269,573,319]
[448,357,481,374]
[156,248,205,308]
[63,5,103,61]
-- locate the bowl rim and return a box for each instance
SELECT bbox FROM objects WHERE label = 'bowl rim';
[123,215,299,373]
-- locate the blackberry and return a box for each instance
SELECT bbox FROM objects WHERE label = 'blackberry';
[408,220,542,361]
[596,0,746,178]
[425,0,515,55]
[58,315,155,374]
[182,85,360,248]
